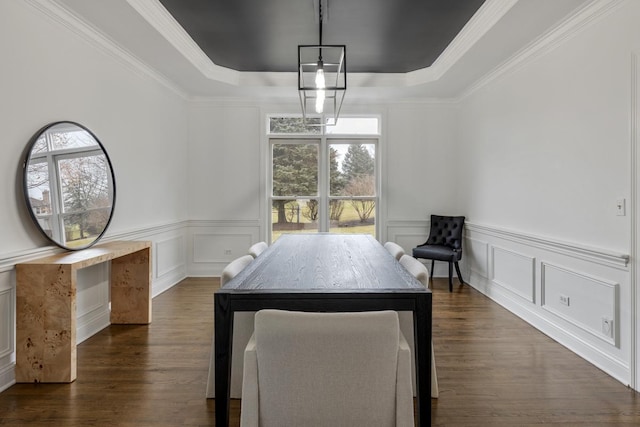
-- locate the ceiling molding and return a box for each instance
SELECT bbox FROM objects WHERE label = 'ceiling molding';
[458,0,623,100]
[126,0,518,90]
[126,0,239,86]
[407,0,519,86]
[28,0,188,99]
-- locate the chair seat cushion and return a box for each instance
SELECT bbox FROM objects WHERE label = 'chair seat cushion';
[413,244,461,262]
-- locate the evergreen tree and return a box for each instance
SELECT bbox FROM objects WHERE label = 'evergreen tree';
[272,144,317,223]
[342,144,374,183]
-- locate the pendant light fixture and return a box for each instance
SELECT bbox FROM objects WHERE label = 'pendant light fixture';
[298,0,346,125]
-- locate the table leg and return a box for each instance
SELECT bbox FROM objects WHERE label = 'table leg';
[111,247,152,324]
[16,264,77,383]
[414,293,432,427]
[214,293,232,427]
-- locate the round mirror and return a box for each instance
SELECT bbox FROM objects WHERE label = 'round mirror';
[23,121,116,250]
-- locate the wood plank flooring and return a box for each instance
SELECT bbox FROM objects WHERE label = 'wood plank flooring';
[0,277,639,426]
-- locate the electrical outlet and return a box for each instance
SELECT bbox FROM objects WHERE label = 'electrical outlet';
[224,249,232,255]
[602,317,613,337]
[559,294,570,306]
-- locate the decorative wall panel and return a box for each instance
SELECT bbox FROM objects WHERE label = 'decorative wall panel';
[0,288,12,358]
[491,246,536,303]
[193,233,253,264]
[541,262,618,345]
[156,235,186,278]
[466,237,489,279]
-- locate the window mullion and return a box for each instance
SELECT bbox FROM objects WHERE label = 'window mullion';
[319,134,329,232]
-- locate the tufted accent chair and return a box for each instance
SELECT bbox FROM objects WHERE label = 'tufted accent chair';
[412,215,465,292]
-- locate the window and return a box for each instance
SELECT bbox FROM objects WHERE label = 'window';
[268,116,379,242]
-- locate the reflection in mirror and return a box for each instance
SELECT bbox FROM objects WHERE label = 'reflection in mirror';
[24,122,116,250]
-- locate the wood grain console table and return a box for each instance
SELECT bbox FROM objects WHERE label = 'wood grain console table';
[15,240,152,383]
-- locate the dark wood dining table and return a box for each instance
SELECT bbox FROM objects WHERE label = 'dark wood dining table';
[212,233,432,426]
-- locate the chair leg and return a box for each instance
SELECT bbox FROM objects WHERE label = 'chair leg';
[454,261,464,285]
[430,260,435,279]
[448,262,453,292]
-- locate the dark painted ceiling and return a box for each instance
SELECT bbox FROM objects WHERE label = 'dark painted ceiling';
[158,0,486,73]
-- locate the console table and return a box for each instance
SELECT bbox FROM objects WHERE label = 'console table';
[15,240,152,383]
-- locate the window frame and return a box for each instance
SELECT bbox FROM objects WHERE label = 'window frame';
[267,114,381,242]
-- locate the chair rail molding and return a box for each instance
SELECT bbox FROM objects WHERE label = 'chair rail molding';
[465,222,629,270]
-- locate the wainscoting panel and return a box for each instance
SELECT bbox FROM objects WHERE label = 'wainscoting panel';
[464,222,630,386]
[0,288,12,359]
[384,220,429,252]
[156,235,185,277]
[0,271,15,392]
[541,262,618,346]
[465,237,489,279]
[188,220,261,276]
[193,233,253,264]
[491,246,536,303]
[76,264,110,344]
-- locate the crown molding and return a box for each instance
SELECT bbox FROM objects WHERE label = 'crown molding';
[459,0,623,100]
[407,0,518,86]
[24,0,188,99]
[126,0,517,90]
[125,0,239,86]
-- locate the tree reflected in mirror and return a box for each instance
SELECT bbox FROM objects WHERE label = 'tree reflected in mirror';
[24,122,115,250]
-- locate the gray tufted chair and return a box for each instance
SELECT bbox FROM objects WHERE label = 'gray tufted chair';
[412,215,465,292]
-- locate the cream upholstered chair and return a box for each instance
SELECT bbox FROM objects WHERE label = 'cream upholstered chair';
[399,254,429,287]
[398,254,439,398]
[383,241,405,261]
[248,241,268,258]
[221,254,254,286]
[206,254,255,398]
[241,310,414,427]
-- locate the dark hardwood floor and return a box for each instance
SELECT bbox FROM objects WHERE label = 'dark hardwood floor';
[1,277,639,426]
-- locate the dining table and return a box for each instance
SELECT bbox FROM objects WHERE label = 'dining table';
[211,233,432,427]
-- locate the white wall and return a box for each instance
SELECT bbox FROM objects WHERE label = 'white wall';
[0,1,189,391]
[456,1,640,386]
[186,100,262,276]
[385,103,460,264]
[185,100,461,275]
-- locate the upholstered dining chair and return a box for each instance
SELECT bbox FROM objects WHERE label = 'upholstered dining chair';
[221,254,254,286]
[248,241,268,258]
[412,214,465,292]
[207,254,255,398]
[241,310,414,427]
[399,254,429,287]
[383,241,405,261]
[398,254,439,398]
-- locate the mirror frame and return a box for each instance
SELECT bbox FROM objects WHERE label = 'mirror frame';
[22,121,116,251]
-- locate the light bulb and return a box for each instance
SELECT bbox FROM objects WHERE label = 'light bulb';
[315,68,325,88]
[315,89,325,113]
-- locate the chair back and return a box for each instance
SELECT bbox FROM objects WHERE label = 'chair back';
[383,241,405,261]
[221,255,254,286]
[250,310,413,427]
[399,255,430,288]
[248,241,268,258]
[426,215,465,249]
